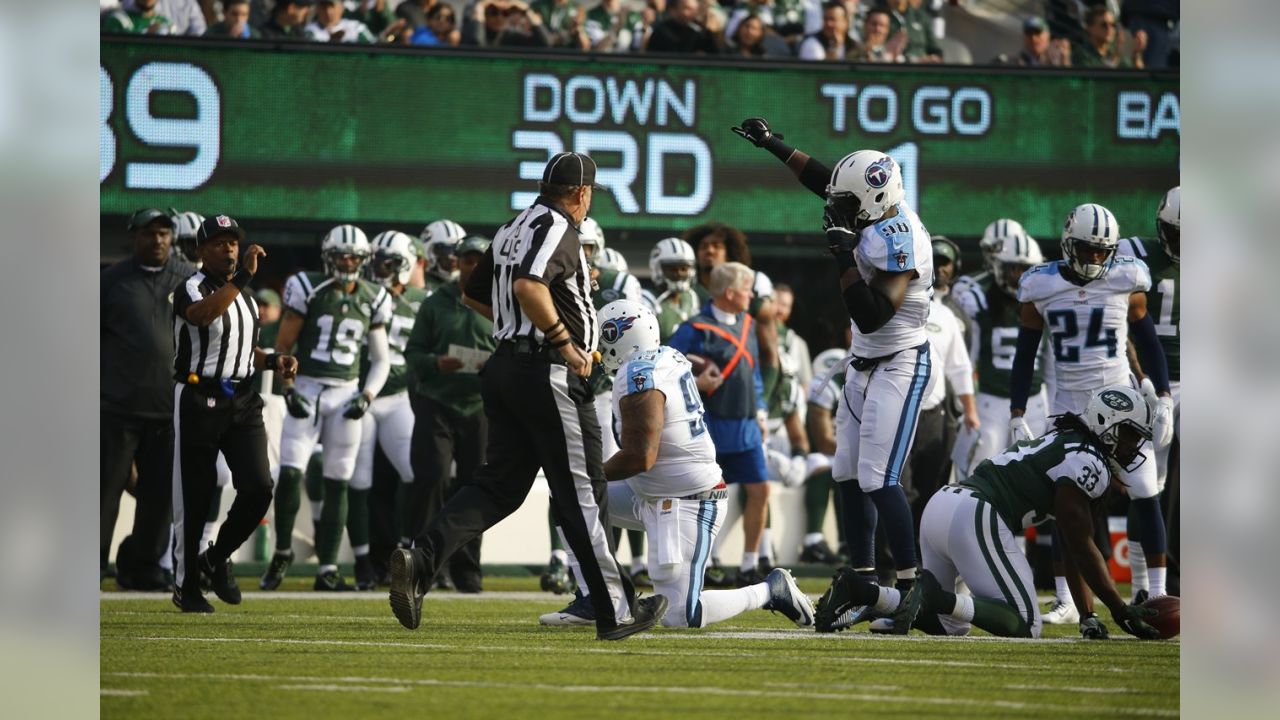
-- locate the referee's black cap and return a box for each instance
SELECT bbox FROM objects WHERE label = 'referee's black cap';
[127,207,175,231]
[197,214,247,244]
[542,152,605,191]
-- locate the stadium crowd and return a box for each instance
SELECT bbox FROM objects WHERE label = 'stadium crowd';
[100,0,1179,69]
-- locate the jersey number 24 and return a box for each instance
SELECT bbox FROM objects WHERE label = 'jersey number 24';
[1045,307,1116,363]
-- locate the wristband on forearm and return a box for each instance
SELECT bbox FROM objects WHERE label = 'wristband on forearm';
[551,337,572,349]
[263,352,280,372]
[232,268,253,289]
[762,136,796,163]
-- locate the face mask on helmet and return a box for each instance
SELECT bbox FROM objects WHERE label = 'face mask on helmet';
[325,250,369,282]
[426,242,460,281]
[824,193,866,232]
[370,251,409,286]
[1158,221,1179,263]
[660,261,694,290]
[1064,238,1115,281]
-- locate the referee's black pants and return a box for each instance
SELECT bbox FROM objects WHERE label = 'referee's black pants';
[412,348,636,630]
[173,382,273,594]
[407,394,485,581]
[101,410,173,581]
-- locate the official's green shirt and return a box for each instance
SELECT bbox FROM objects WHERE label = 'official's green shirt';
[404,282,496,417]
[1121,237,1179,381]
[282,271,393,382]
[961,430,1110,532]
[361,286,430,397]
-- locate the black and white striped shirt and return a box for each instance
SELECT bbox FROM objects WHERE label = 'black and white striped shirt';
[473,198,597,350]
[173,271,260,381]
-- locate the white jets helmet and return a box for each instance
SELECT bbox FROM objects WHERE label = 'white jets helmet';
[811,347,846,382]
[579,217,606,264]
[992,233,1045,296]
[1082,385,1153,474]
[649,237,696,292]
[980,218,1029,272]
[421,219,467,282]
[170,210,205,263]
[1061,203,1120,281]
[596,247,629,273]
[598,299,661,373]
[321,224,371,282]
[1157,186,1180,263]
[824,150,905,230]
[368,230,418,288]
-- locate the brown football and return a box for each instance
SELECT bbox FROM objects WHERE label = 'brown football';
[685,353,717,376]
[1139,595,1180,639]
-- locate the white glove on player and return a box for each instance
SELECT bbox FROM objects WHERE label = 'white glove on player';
[1152,395,1175,449]
[1139,377,1159,413]
[1009,416,1034,444]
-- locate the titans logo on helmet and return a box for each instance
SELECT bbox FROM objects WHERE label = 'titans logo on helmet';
[601,314,638,343]
[864,158,893,189]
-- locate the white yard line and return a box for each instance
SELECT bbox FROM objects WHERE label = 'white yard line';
[278,684,409,693]
[100,689,148,697]
[104,670,1177,717]
[1005,684,1136,694]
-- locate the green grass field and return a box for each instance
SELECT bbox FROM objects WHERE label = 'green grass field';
[101,576,1179,719]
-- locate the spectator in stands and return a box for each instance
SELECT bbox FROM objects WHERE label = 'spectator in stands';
[885,0,940,62]
[206,0,260,39]
[463,1,552,47]
[725,0,775,37]
[258,0,313,39]
[398,0,437,28]
[1014,16,1071,66]
[583,0,628,51]
[1121,0,1176,69]
[726,13,771,58]
[412,3,463,46]
[1075,4,1145,68]
[797,1,860,61]
[102,0,172,34]
[124,0,206,35]
[625,0,666,52]
[532,0,590,50]
[647,0,720,54]
[850,7,905,62]
[306,0,376,42]
[349,0,398,35]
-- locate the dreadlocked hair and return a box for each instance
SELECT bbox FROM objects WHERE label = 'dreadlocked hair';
[1049,412,1125,490]
[683,222,751,267]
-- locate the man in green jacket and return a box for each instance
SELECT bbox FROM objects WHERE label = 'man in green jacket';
[403,235,496,592]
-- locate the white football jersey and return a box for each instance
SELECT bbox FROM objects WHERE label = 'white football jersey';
[1017,258,1150,393]
[612,346,722,500]
[850,202,934,358]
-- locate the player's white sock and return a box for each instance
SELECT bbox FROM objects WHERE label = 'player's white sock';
[550,548,567,563]
[309,500,322,525]
[200,521,216,550]
[948,594,976,622]
[1054,576,1073,606]
[630,558,644,574]
[1147,567,1167,598]
[874,586,902,613]
[318,563,338,575]
[758,528,772,560]
[696,585,770,627]
[803,532,823,547]
[352,544,369,557]
[740,551,759,572]
[1129,545,1149,598]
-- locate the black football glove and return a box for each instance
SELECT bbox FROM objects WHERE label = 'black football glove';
[283,387,312,419]
[343,393,371,420]
[1112,604,1162,640]
[1079,613,1110,640]
[731,117,783,147]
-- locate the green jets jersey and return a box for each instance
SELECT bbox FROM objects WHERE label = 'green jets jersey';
[593,268,640,308]
[282,271,392,382]
[1119,237,1179,381]
[362,286,429,397]
[653,289,699,343]
[423,274,451,296]
[954,278,1042,398]
[961,430,1110,533]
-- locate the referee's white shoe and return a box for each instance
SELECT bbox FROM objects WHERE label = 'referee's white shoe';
[539,590,595,626]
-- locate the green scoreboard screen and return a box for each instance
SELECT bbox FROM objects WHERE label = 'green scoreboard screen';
[100,39,1179,240]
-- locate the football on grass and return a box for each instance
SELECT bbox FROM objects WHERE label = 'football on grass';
[1139,595,1180,639]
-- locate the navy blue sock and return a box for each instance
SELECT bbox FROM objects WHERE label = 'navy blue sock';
[835,481,877,569]
[1131,496,1167,556]
[868,485,918,571]
[1048,522,1064,563]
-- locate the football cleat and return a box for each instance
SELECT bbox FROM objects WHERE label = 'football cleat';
[889,570,929,635]
[763,568,815,628]
[199,547,241,605]
[815,567,875,633]
[1043,599,1081,625]
[1132,589,1150,606]
[736,567,766,588]
[171,587,214,614]
[799,540,842,565]
[314,569,354,592]
[259,550,292,591]
[388,548,426,630]
[868,617,895,634]
[540,555,574,595]
[354,555,378,591]
[539,590,596,626]
[704,560,736,588]
[597,595,668,641]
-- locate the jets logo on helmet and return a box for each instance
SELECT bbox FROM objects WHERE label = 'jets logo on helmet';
[597,299,660,373]
[1082,384,1152,474]
[1099,389,1134,412]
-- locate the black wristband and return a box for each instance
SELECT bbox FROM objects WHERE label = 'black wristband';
[551,337,572,349]
[541,319,564,336]
[263,352,280,371]
[231,268,253,290]
[762,136,796,163]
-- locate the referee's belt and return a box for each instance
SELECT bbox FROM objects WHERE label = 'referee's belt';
[497,337,565,363]
[180,373,249,397]
[680,482,729,502]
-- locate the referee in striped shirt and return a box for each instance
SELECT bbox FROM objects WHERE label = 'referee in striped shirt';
[390,152,667,640]
[171,214,298,613]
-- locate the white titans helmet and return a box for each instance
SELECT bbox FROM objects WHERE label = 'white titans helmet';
[980,218,1029,272]
[321,224,371,282]
[1157,186,1180,263]
[421,219,467,282]
[1083,384,1154,474]
[598,299,661,373]
[368,230,418,288]
[1061,203,1120,281]
[824,150,905,230]
[649,237,696,292]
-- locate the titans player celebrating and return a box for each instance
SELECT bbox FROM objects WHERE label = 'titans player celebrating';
[261,225,393,591]
[1010,203,1175,625]
[593,299,814,629]
[733,118,936,631]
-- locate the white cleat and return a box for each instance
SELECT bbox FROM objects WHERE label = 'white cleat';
[1042,599,1080,625]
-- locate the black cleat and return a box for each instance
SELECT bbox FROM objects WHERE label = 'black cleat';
[171,587,214,614]
[259,550,292,591]
[890,570,928,635]
[314,569,354,592]
[736,567,766,588]
[597,594,668,641]
[815,566,865,633]
[199,547,242,605]
[354,555,378,591]
[388,548,426,630]
[800,540,842,565]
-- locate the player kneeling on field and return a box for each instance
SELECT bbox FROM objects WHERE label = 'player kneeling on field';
[818,384,1163,640]
[559,299,814,629]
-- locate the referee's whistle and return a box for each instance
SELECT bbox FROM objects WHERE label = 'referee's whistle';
[592,351,602,363]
